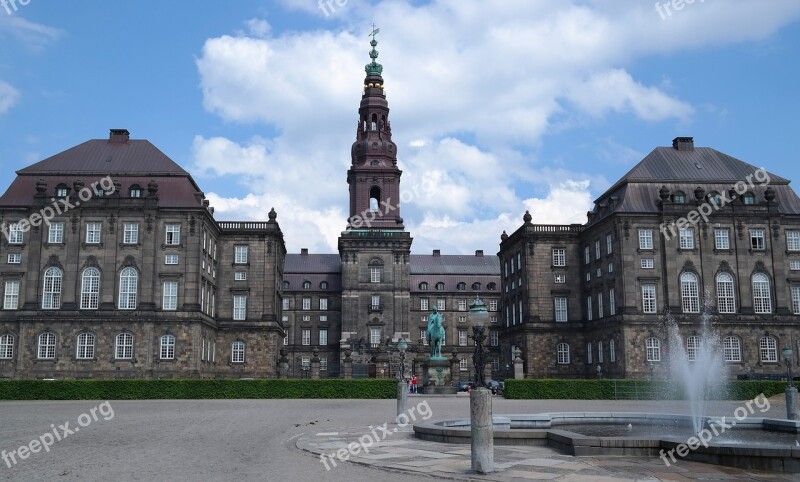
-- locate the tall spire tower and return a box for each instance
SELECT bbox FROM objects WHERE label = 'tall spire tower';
[347,27,404,229]
[338,28,413,358]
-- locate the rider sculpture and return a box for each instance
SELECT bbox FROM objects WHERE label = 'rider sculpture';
[426,307,445,359]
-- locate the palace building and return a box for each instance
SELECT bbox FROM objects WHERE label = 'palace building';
[1,37,798,381]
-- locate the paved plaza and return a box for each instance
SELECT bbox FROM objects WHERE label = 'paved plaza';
[0,396,797,481]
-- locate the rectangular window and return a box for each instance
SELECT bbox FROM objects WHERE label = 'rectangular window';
[318,298,328,310]
[165,224,181,245]
[639,229,653,250]
[609,288,616,315]
[490,315,497,323]
[320,358,327,371]
[792,286,800,315]
[233,295,247,320]
[458,299,467,311]
[641,258,654,269]
[584,246,591,264]
[610,339,616,363]
[554,297,567,322]
[48,223,64,244]
[370,267,381,283]
[586,296,593,321]
[458,329,467,346]
[302,315,310,322]
[554,274,565,284]
[235,245,249,264]
[595,240,601,259]
[302,329,311,346]
[750,229,765,250]
[370,328,381,347]
[86,222,102,244]
[420,329,428,345]
[319,329,328,346]
[371,295,380,310]
[489,300,497,311]
[552,248,565,267]
[679,228,694,249]
[165,254,179,265]
[282,298,289,310]
[714,228,730,250]
[458,315,467,323]
[7,254,21,264]
[459,358,468,371]
[642,284,657,314]
[598,295,604,318]
[8,224,24,244]
[319,315,327,322]
[597,341,604,363]
[437,298,445,311]
[301,357,310,369]
[587,343,593,364]
[791,260,800,271]
[235,272,247,281]
[787,231,800,251]
[608,263,613,274]
[606,234,613,254]
[302,297,311,310]
[123,223,139,244]
[3,281,20,310]
[420,298,429,311]
[162,281,178,310]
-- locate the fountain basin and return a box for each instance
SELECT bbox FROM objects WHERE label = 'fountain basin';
[413,412,800,473]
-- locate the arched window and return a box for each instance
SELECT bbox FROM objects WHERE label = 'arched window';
[759,336,777,362]
[557,343,570,364]
[81,267,101,310]
[129,184,143,198]
[160,334,175,360]
[419,282,428,291]
[119,267,138,310]
[742,192,755,205]
[115,333,133,359]
[457,282,466,291]
[303,281,311,290]
[680,272,700,313]
[320,281,328,290]
[646,337,661,362]
[0,334,13,359]
[38,332,56,359]
[232,340,245,363]
[723,336,741,362]
[609,339,616,363]
[686,336,700,362]
[487,282,497,291]
[435,282,445,291]
[370,113,377,131]
[716,272,735,314]
[55,184,70,197]
[752,273,772,313]
[76,333,95,359]
[369,186,381,212]
[472,282,481,291]
[586,342,592,364]
[672,191,686,204]
[42,267,62,309]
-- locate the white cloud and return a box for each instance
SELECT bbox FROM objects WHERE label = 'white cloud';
[0,16,62,49]
[523,180,594,226]
[245,18,271,38]
[0,81,20,114]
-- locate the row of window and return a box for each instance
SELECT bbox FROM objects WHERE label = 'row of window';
[670,190,757,206]
[557,340,618,365]
[584,234,615,264]
[51,184,146,199]
[643,336,783,363]
[0,333,248,363]
[283,281,330,290]
[418,281,497,291]
[416,328,499,347]
[638,227,800,252]
[282,297,330,310]
[418,298,498,312]
[504,252,523,278]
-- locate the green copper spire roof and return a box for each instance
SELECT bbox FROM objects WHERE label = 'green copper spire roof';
[365,26,383,75]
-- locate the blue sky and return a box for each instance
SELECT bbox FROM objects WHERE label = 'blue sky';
[2,0,799,254]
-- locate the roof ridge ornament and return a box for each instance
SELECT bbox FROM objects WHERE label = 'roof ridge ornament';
[365,24,383,75]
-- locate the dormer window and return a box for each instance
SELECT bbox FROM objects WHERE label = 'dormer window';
[742,192,755,205]
[456,282,466,291]
[320,281,328,290]
[129,185,143,198]
[303,281,311,290]
[472,282,481,291]
[672,191,685,204]
[487,282,497,291]
[435,282,445,291]
[419,282,428,291]
[55,184,69,197]
[707,191,722,206]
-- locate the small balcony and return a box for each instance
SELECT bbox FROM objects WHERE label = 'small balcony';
[368,304,384,313]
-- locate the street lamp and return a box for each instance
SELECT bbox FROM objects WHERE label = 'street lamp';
[468,296,489,388]
[783,347,794,388]
[783,346,798,420]
[467,294,493,474]
[397,337,408,381]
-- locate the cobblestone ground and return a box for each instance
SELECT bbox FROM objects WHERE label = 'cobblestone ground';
[0,395,796,481]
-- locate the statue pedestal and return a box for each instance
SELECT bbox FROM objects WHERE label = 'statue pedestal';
[422,358,457,394]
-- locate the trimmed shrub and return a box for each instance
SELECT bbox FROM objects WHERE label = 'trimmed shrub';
[0,379,397,401]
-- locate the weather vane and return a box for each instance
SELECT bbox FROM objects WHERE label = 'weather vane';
[370,24,380,39]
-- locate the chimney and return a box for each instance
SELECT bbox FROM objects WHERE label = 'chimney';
[301,248,309,255]
[109,129,130,143]
[475,250,484,257]
[432,249,441,256]
[672,136,694,151]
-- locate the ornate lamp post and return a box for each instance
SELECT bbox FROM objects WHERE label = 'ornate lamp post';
[783,346,798,420]
[467,295,493,474]
[397,337,408,381]
[396,337,409,421]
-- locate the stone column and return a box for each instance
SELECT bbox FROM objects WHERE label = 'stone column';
[786,386,799,420]
[310,348,320,380]
[470,387,494,474]
[341,349,353,379]
[396,380,409,421]
[513,347,524,379]
[278,348,290,379]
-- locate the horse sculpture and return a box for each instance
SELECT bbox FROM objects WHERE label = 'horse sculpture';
[426,307,445,359]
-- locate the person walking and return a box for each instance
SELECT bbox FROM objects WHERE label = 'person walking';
[410,375,418,394]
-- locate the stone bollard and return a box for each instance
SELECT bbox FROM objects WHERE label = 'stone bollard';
[396,380,409,421]
[786,386,799,420]
[470,387,494,474]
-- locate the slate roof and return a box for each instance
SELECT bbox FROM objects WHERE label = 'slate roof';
[409,275,500,294]
[283,273,342,292]
[409,255,501,275]
[284,254,342,274]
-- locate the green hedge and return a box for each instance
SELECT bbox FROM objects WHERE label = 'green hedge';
[503,379,788,400]
[0,379,398,401]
